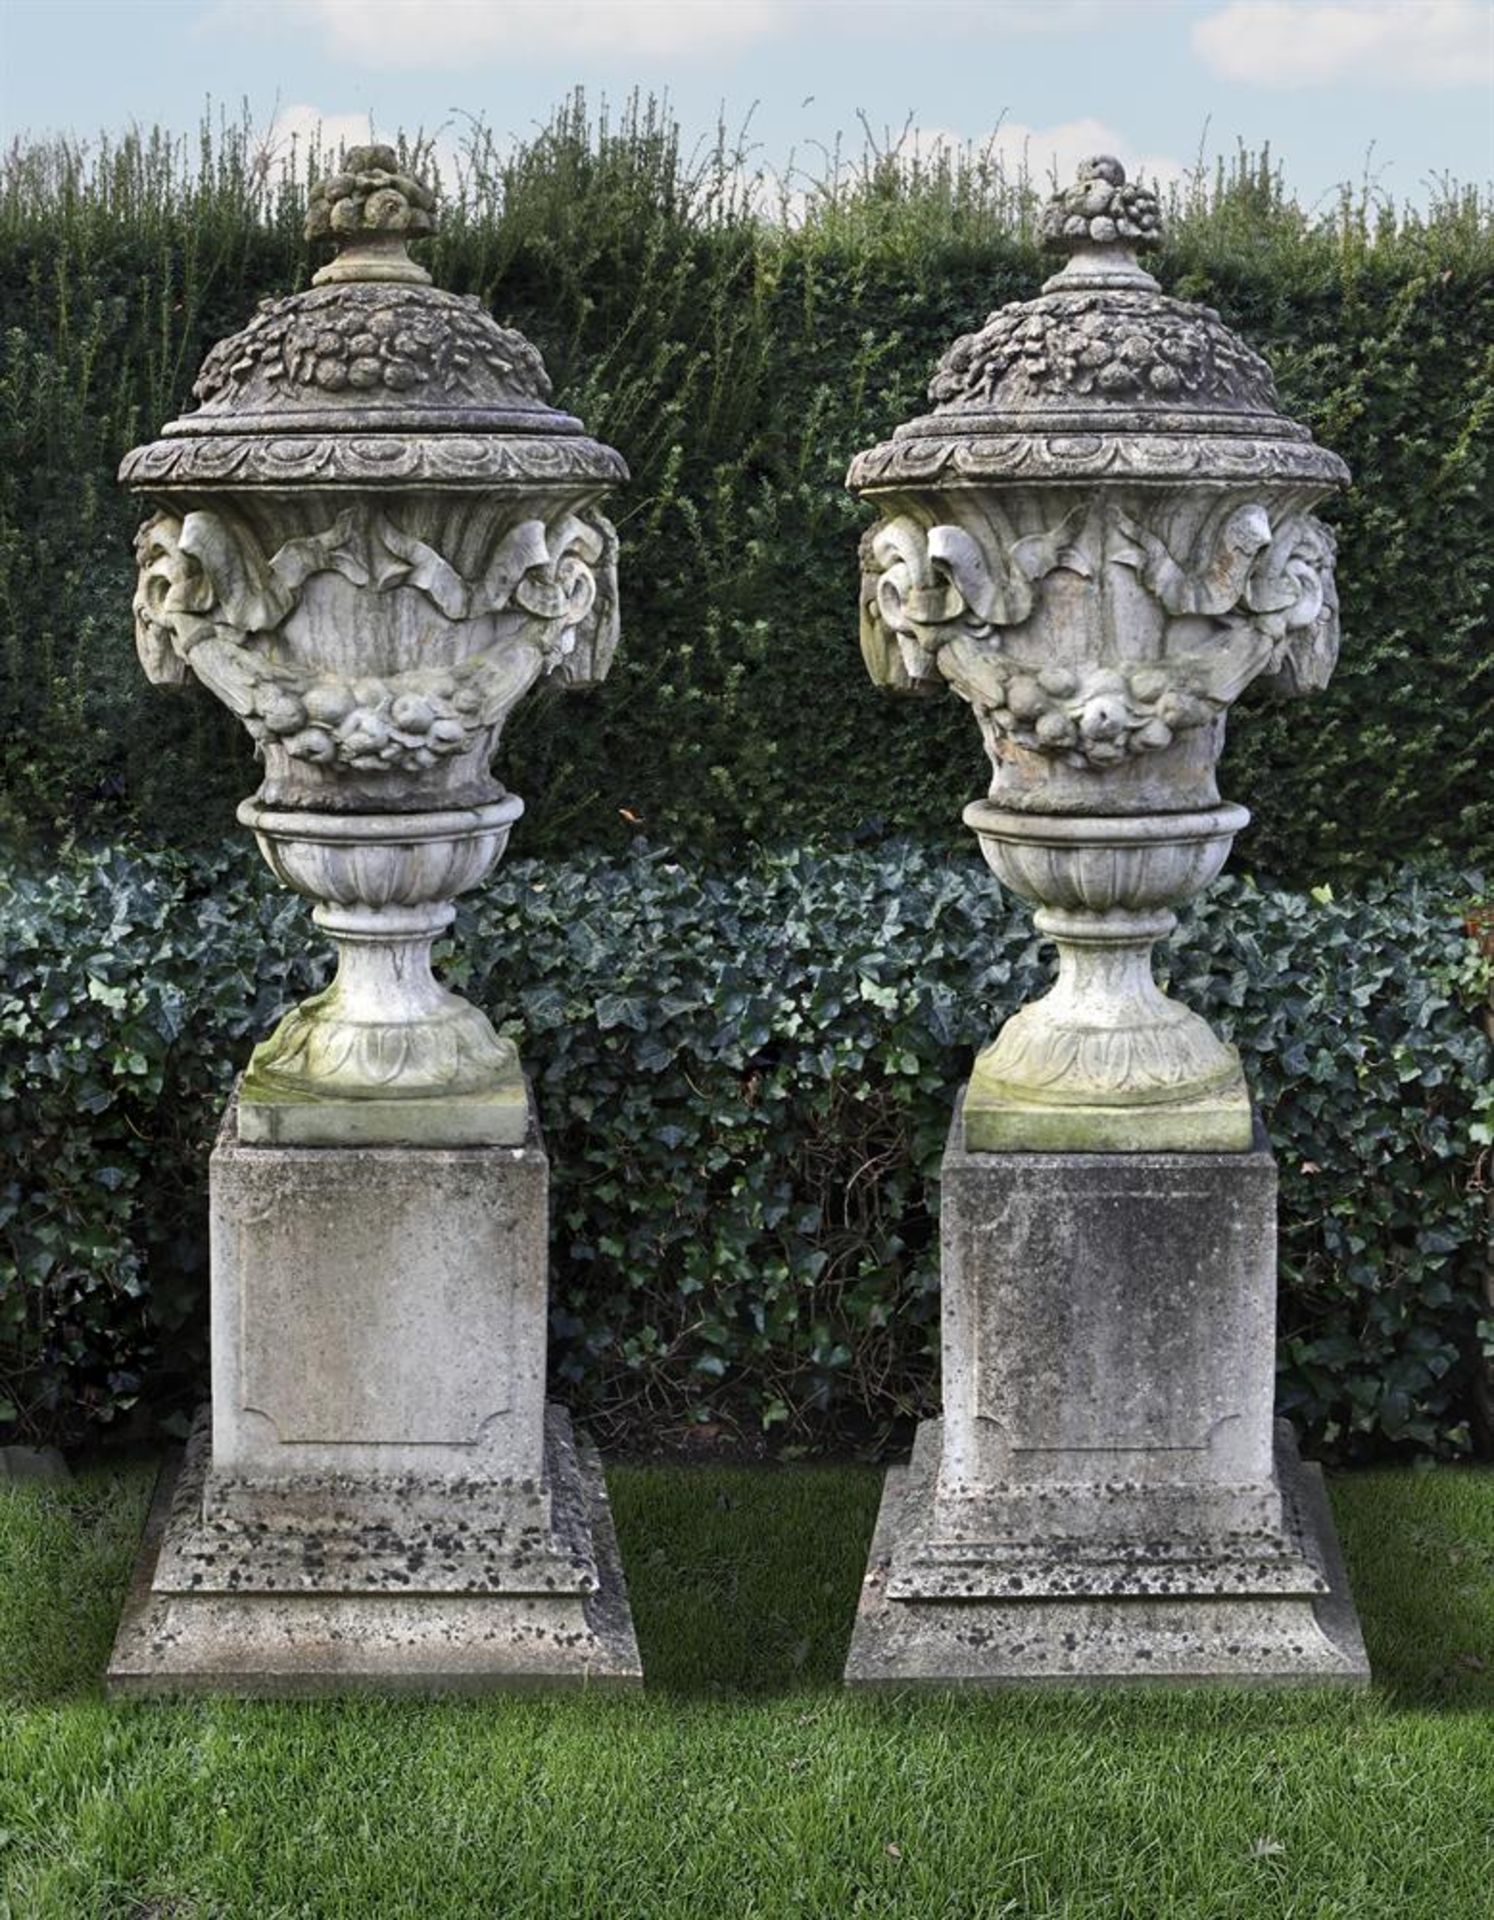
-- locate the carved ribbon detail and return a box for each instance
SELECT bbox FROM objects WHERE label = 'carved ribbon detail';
[859,512,1089,694]
[860,499,1339,770]
[134,506,618,775]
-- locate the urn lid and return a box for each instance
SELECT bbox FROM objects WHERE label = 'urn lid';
[848,156,1346,493]
[119,146,627,493]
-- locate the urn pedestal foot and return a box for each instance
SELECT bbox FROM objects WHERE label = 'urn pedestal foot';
[236,798,530,1147]
[964,1051,1253,1153]
[961,803,1256,1154]
[237,1075,530,1148]
[107,1084,640,1694]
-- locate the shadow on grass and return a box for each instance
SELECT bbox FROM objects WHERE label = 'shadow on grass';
[1329,1468,1493,1714]
[0,1460,155,1703]
[608,1462,1493,1714]
[607,1463,882,1696]
[2,1456,1488,1715]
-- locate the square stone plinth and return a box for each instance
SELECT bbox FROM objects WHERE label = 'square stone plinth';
[108,1081,639,1693]
[938,1111,1284,1539]
[844,1106,1369,1687]
[209,1089,549,1483]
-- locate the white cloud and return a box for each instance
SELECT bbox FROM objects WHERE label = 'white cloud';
[912,1,1161,33]
[213,0,1175,68]
[279,0,791,67]
[1192,1,1494,88]
[259,102,373,167]
[983,117,1185,192]
[886,118,1185,192]
[252,104,468,197]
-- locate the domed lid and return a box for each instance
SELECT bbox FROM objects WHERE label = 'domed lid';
[120,146,626,492]
[849,156,1346,492]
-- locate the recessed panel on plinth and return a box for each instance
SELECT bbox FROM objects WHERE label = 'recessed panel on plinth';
[108,1086,641,1695]
[211,1095,541,1478]
[843,1109,1368,1687]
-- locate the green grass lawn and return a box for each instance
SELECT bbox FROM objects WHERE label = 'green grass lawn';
[2,1456,1490,1919]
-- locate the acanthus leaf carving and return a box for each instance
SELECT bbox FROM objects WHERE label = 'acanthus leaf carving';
[930,518,1093,626]
[1110,501,1272,617]
[178,511,296,632]
[865,505,1089,691]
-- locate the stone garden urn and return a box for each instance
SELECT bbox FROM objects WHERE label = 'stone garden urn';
[844,159,1368,1688]
[854,155,1345,1152]
[124,146,624,1146]
[108,149,641,1693]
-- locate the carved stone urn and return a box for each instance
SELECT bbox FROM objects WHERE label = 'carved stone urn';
[854,156,1345,1151]
[124,146,624,1146]
[844,160,1368,1689]
[108,150,641,1694]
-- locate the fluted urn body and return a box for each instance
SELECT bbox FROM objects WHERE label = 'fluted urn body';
[123,149,625,1144]
[851,158,1347,1150]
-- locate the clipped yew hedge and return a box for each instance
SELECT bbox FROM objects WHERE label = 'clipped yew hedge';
[1,108,1491,885]
[2,839,1489,1459]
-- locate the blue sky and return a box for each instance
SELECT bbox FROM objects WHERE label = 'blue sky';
[2,0,1490,209]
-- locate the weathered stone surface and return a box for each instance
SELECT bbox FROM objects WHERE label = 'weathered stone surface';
[845,1418,1368,1688]
[236,1080,529,1148]
[937,1110,1281,1539]
[109,1083,640,1693]
[108,1406,641,1695]
[963,1056,1252,1155]
[209,1087,548,1483]
[849,157,1346,1147]
[842,1106,1369,1687]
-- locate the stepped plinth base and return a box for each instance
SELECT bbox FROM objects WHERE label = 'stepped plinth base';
[844,1419,1368,1689]
[107,1407,641,1696]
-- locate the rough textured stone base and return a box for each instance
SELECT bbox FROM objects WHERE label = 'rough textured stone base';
[963,1056,1254,1153]
[237,1075,528,1147]
[107,1406,641,1696]
[845,1419,1369,1689]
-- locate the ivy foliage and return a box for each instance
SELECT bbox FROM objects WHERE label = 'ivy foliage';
[0,109,1490,883]
[2,839,1488,1459]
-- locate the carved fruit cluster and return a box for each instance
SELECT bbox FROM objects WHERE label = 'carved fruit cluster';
[305,144,436,242]
[929,291,1279,412]
[192,286,552,407]
[968,660,1216,770]
[1039,154,1162,252]
[250,672,484,773]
